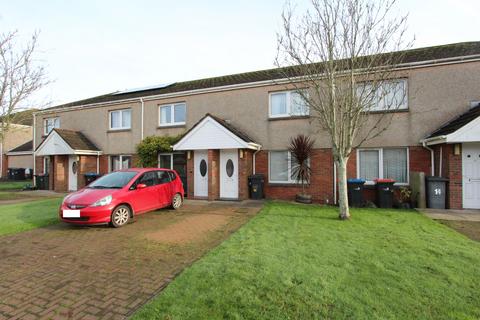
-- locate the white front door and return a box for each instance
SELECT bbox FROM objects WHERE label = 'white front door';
[463,143,480,209]
[220,149,239,199]
[194,150,208,197]
[68,155,78,191]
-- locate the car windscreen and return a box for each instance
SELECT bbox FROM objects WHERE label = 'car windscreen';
[88,171,138,189]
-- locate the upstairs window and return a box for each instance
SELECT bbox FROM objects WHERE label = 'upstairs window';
[44,117,60,135]
[269,91,309,118]
[357,148,408,184]
[357,79,408,112]
[159,103,186,126]
[109,109,131,130]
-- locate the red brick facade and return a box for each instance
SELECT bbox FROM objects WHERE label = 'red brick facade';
[207,149,220,201]
[431,144,463,209]
[1,154,8,178]
[254,149,335,204]
[238,150,253,200]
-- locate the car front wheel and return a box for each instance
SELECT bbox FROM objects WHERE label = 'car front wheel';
[111,205,131,228]
[172,193,183,210]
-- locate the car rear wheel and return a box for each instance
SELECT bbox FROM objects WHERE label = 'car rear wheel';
[111,205,131,228]
[172,193,183,210]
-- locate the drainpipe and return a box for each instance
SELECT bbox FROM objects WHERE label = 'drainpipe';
[252,147,262,175]
[421,140,435,176]
[438,146,443,177]
[32,114,36,186]
[96,151,100,174]
[140,98,145,141]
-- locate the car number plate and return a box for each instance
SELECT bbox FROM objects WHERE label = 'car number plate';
[63,210,80,218]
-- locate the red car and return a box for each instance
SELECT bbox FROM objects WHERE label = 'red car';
[59,168,184,228]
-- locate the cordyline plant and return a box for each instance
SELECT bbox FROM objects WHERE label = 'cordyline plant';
[276,0,412,219]
[289,134,315,195]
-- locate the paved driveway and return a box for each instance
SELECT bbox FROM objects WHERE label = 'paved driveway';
[0,201,262,320]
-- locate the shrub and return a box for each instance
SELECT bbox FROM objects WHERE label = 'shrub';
[136,135,182,167]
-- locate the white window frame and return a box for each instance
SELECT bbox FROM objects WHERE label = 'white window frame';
[109,109,132,130]
[357,79,408,112]
[356,147,409,185]
[43,117,60,135]
[43,156,50,174]
[268,151,310,184]
[268,90,309,118]
[109,155,132,172]
[158,102,186,127]
[158,153,174,169]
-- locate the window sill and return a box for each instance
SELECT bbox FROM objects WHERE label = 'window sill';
[157,124,186,129]
[363,183,409,189]
[268,183,308,187]
[363,109,409,115]
[107,129,131,133]
[268,115,310,121]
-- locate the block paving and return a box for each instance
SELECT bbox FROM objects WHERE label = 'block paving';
[0,201,261,319]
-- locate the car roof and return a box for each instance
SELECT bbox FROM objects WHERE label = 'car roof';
[116,168,173,173]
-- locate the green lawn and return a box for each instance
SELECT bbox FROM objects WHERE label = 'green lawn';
[0,197,62,236]
[134,202,480,320]
[0,180,31,190]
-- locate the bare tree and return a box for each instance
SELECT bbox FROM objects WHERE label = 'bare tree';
[276,0,412,219]
[0,30,48,147]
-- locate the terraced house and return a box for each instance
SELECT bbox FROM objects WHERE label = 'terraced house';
[33,42,480,209]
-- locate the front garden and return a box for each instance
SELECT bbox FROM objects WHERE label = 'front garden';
[134,202,480,319]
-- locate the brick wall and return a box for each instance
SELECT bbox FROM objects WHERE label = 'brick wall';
[410,146,432,175]
[208,149,220,200]
[238,149,253,200]
[99,155,109,175]
[255,149,334,204]
[53,155,68,192]
[77,156,98,189]
[187,153,194,198]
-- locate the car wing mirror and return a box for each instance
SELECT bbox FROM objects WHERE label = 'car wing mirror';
[136,183,147,190]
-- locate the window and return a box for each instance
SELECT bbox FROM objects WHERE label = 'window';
[158,153,186,177]
[269,151,309,183]
[43,157,50,174]
[110,155,132,172]
[269,91,309,118]
[109,109,131,130]
[44,118,60,135]
[357,79,408,112]
[157,170,171,184]
[138,171,158,187]
[159,103,186,126]
[357,148,408,184]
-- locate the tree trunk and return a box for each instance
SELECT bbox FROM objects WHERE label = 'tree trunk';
[336,157,351,220]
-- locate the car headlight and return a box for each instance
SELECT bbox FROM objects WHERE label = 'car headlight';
[91,195,112,207]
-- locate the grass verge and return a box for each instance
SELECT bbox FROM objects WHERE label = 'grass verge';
[0,197,62,236]
[133,202,480,320]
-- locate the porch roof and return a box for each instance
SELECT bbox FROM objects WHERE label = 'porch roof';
[422,103,480,145]
[35,129,101,156]
[173,114,261,151]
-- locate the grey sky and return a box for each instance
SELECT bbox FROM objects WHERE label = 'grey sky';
[1,0,479,107]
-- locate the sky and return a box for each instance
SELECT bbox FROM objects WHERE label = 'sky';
[1,0,480,107]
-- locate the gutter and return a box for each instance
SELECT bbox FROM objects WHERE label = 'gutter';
[34,54,480,116]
